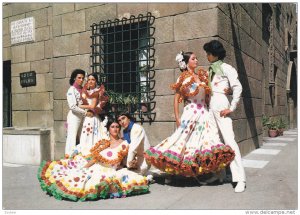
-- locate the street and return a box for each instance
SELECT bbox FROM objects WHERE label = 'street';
[2,129,298,213]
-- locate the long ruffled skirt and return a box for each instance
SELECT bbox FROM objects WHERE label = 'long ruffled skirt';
[145,97,235,177]
[37,155,149,201]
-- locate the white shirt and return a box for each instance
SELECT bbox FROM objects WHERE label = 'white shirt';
[211,63,242,112]
[66,86,86,116]
[121,123,150,168]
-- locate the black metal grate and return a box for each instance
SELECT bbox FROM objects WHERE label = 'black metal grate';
[91,12,156,123]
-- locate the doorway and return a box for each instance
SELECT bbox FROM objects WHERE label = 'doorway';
[3,60,12,127]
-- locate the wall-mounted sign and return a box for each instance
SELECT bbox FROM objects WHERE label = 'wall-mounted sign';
[20,71,36,88]
[11,17,35,45]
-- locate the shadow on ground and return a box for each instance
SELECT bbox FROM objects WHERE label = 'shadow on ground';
[152,171,234,188]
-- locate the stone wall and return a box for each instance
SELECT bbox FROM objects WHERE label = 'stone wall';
[3,3,53,128]
[51,3,102,158]
[3,128,51,165]
[263,4,290,118]
[260,4,297,134]
[215,4,264,155]
[148,3,219,149]
[3,3,297,159]
[215,3,297,155]
[50,3,222,158]
[3,3,55,158]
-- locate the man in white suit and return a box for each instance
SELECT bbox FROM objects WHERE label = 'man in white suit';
[203,40,246,193]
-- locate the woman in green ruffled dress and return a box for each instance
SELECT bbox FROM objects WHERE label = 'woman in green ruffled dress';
[38,118,150,201]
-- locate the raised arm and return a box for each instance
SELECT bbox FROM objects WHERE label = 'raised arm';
[174,92,181,127]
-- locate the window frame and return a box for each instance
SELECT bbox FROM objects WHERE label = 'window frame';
[90,12,156,123]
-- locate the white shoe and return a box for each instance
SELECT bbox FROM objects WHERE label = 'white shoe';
[235,181,246,193]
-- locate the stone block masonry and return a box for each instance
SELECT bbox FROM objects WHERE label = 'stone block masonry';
[3,128,51,165]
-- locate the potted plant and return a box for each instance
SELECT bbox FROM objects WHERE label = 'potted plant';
[262,115,269,128]
[266,118,279,137]
[262,115,280,137]
[130,95,139,113]
[123,94,139,113]
[106,90,121,113]
[123,94,132,113]
[140,85,149,113]
[106,90,140,114]
[277,117,287,136]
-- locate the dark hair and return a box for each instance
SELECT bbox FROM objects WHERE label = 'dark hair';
[116,111,134,122]
[69,69,86,85]
[203,40,226,60]
[106,117,121,130]
[87,73,99,85]
[180,51,194,72]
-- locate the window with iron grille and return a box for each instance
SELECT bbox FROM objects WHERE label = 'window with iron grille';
[91,12,156,123]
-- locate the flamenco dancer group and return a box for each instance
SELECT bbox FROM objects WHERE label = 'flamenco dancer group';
[38,40,246,202]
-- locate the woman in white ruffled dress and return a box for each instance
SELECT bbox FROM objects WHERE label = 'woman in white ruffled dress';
[38,118,150,201]
[144,51,235,177]
[75,73,109,156]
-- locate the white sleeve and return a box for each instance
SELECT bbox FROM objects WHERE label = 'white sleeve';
[66,87,86,115]
[126,124,145,166]
[226,66,242,112]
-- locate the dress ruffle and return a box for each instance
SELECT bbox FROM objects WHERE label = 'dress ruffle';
[145,74,235,177]
[145,144,235,177]
[37,160,149,201]
[38,141,149,201]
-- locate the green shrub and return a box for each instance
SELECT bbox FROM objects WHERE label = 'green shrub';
[278,117,287,129]
[262,115,279,130]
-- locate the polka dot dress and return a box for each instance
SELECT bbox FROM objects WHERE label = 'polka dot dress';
[145,81,235,176]
[38,141,149,201]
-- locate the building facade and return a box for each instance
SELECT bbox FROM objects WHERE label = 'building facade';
[2,3,297,161]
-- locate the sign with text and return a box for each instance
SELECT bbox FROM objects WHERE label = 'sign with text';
[20,71,36,88]
[11,17,35,44]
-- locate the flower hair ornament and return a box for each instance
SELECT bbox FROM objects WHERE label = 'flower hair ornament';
[176,51,187,70]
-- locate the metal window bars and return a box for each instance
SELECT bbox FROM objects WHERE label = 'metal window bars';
[90,12,156,123]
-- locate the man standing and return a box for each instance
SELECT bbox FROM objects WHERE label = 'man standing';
[203,40,246,193]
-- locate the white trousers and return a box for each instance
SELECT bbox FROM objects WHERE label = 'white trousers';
[65,110,84,156]
[209,94,246,182]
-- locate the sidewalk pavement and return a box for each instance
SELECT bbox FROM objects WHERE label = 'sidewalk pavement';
[2,128,298,212]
